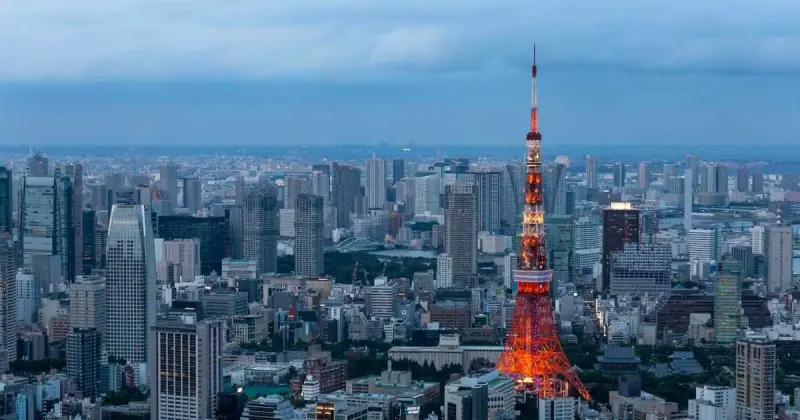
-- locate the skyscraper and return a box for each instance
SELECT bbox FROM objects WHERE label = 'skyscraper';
[444,183,477,288]
[22,176,58,270]
[543,163,567,216]
[689,228,722,262]
[750,225,765,255]
[295,194,324,278]
[311,165,331,205]
[366,158,387,210]
[331,163,362,229]
[392,159,405,186]
[684,170,693,232]
[612,163,626,188]
[82,209,96,275]
[28,153,49,177]
[585,155,597,189]
[158,215,230,275]
[715,264,742,345]
[686,155,700,188]
[764,224,792,294]
[64,164,84,278]
[735,339,775,420]
[182,176,202,214]
[711,164,729,194]
[57,173,76,282]
[284,176,312,210]
[234,175,245,206]
[736,168,749,192]
[0,235,16,371]
[66,328,102,398]
[105,204,156,367]
[637,161,649,189]
[601,203,639,292]
[150,318,223,420]
[472,170,502,232]
[159,160,179,212]
[243,187,278,275]
[751,172,764,194]
[414,174,441,216]
[0,167,11,235]
[545,215,572,290]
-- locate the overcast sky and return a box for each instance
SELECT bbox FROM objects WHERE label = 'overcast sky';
[0,0,798,146]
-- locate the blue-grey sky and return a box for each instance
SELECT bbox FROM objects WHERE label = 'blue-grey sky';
[1,0,799,146]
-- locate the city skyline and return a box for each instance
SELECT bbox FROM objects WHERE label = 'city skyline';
[1,1,799,146]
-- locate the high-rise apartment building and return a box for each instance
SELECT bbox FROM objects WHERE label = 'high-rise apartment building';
[613,163,626,188]
[750,225,765,255]
[609,243,671,295]
[366,158,387,210]
[159,160,179,212]
[688,385,735,420]
[284,176,312,210]
[586,155,597,189]
[243,188,279,276]
[66,328,102,399]
[295,194,324,278]
[182,176,202,214]
[331,163,362,229]
[0,167,11,235]
[436,254,453,288]
[690,228,722,262]
[764,224,792,294]
[735,339,775,420]
[149,318,223,420]
[444,183,477,288]
[601,203,639,292]
[157,239,202,283]
[638,161,649,189]
[0,236,16,371]
[105,204,156,367]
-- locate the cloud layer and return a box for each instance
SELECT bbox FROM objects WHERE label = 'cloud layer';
[1,0,799,81]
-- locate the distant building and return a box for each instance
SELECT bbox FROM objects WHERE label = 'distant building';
[295,194,324,278]
[602,203,639,292]
[735,339,775,420]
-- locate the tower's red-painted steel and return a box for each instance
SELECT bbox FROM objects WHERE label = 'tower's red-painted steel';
[496,47,591,401]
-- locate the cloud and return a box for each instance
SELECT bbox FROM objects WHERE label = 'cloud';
[0,0,799,81]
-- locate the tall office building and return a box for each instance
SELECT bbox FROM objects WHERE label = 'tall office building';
[750,225,765,255]
[158,215,230,275]
[234,175,245,206]
[66,328,102,398]
[0,236,16,371]
[366,158,387,210]
[609,243,671,295]
[764,224,792,294]
[585,155,597,189]
[414,174,441,216]
[601,203,639,292]
[159,160,179,212]
[710,164,729,194]
[64,164,84,278]
[686,155,700,188]
[444,183,477,288]
[69,275,106,335]
[331,163,362,229]
[284,176,312,210]
[684,170,693,232]
[311,165,331,206]
[735,339,775,420]
[105,204,156,366]
[782,173,798,191]
[690,228,722,262]
[736,168,749,192]
[182,177,202,214]
[543,163,567,216]
[751,172,764,194]
[367,278,399,320]
[243,188,278,276]
[295,194,324,278]
[150,318,223,420]
[545,215,572,290]
[436,254,453,288]
[472,171,502,232]
[16,270,39,327]
[500,164,524,235]
[637,161,649,189]
[392,159,405,186]
[0,167,11,234]
[57,173,76,282]
[613,163,626,188]
[715,264,742,345]
[22,176,58,270]
[28,153,49,176]
[81,209,96,274]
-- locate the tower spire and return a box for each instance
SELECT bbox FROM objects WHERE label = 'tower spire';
[530,45,539,134]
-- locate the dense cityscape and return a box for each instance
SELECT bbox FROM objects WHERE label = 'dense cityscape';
[0,56,799,420]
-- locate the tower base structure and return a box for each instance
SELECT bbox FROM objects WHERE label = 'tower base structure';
[497,269,591,400]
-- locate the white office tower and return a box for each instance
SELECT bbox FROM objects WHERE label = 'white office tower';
[573,216,602,273]
[684,169,693,232]
[586,155,597,189]
[503,253,518,289]
[150,318,223,420]
[688,385,735,420]
[105,205,156,371]
[415,174,441,215]
[436,254,453,288]
[690,228,721,262]
[765,224,793,294]
[366,157,387,210]
[16,270,39,327]
[539,397,576,420]
[367,278,399,320]
[750,225,765,255]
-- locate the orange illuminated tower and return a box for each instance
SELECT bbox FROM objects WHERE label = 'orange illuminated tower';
[496,47,591,400]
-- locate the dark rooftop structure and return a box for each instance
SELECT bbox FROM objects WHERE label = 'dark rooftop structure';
[596,346,641,372]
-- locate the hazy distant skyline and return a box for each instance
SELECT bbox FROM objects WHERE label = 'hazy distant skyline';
[1,0,798,146]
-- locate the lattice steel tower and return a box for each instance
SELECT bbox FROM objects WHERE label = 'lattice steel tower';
[496,47,591,400]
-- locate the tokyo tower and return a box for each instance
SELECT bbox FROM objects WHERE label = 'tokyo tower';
[496,47,591,401]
